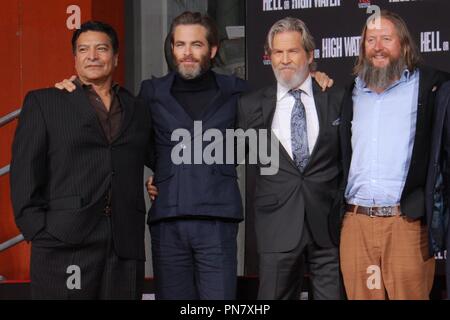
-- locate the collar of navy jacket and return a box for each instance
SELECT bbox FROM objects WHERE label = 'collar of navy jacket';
[149,71,246,132]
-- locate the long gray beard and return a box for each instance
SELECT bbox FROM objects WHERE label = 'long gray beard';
[273,66,307,90]
[359,56,406,90]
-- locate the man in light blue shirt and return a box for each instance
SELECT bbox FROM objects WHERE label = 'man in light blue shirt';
[339,10,449,300]
[346,69,419,207]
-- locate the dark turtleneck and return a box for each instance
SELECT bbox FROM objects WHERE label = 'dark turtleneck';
[171,70,219,121]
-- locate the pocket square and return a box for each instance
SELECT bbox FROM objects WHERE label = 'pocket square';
[332,118,341,126]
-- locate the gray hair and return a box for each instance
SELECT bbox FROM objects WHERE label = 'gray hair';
[265,17,316,56]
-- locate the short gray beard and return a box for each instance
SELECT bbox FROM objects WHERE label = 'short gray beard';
[177,64,202,80]
[273,66,307,90]
[359,56,406,90]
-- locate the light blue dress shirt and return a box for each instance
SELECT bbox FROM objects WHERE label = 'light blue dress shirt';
[345,69,420,207]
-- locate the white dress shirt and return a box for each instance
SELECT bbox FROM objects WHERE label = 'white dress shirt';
[271,75,320,159]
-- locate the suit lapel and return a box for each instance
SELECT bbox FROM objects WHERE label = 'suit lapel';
[415,67,435,137]
[154,72,193,126]
[201,73,231,125]
[66,86,108,144]
[304,82,329,169]
[341,82,355,180]
[67,84,137,144]
[403,67,437,187]
[264,82,331,175]
[113,89,136,143]
[261,85,299,173]
[261,86,277,128]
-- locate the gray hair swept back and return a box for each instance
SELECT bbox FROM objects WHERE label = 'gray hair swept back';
[265,17,316,70]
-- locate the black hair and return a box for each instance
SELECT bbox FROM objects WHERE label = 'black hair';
[72,21,119,55]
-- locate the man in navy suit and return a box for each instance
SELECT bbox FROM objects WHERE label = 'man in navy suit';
[139,11,246,300]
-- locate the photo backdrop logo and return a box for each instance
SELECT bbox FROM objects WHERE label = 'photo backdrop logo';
[358,0,371,8]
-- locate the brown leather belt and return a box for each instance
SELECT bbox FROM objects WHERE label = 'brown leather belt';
[346,204,401,217]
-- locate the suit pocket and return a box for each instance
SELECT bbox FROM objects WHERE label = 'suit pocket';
[32,230,69,248]
[48,196,83,211]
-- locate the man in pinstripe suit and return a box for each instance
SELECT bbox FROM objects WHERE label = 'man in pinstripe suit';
[9,21,153,300]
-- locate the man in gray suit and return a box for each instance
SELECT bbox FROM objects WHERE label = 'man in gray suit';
[237,17,344,300]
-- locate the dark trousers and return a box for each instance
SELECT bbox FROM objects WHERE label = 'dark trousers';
[150,219,238,300]
[447,219,450,300]
[30,216,144,300]
[258,225,343,300]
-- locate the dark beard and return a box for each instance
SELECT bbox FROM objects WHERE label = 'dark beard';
[175,53,212,80]
[359,56,406,90]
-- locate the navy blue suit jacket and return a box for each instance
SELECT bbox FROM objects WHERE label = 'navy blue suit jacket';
[139,71,247,223]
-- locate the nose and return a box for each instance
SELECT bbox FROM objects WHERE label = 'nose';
[281,51,291,65]
[87,48,98,60]
[183,45,192,57]
[374,38,383,51]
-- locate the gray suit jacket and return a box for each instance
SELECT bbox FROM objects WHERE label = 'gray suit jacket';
[237,82,345,253]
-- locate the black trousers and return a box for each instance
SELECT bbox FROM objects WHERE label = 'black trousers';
[30,215,144,300]
[258,224,343,300]
[447,219,450,300]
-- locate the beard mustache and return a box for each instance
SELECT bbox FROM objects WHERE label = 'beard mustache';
[175,54,212,80]
[272,65,308,89]
[359,54,406,90]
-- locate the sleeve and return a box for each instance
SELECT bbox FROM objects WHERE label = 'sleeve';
[440,85,450,209]
[442,71,450,83]
[234,95,251,166]
[235,95,248,130]
[9,92,48,241]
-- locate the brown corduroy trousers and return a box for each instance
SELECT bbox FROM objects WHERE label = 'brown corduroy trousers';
[340,209,435,300]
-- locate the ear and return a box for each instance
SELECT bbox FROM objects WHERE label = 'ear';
[210,46,218,59]
[114,54,119,67]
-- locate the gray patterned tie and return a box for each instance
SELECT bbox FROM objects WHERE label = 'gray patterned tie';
[290,89,309,172]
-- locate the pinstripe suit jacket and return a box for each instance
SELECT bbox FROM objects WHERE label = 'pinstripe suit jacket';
[10,85,153,260]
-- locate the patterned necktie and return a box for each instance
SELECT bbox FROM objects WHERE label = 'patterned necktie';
[290,89,310,172]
